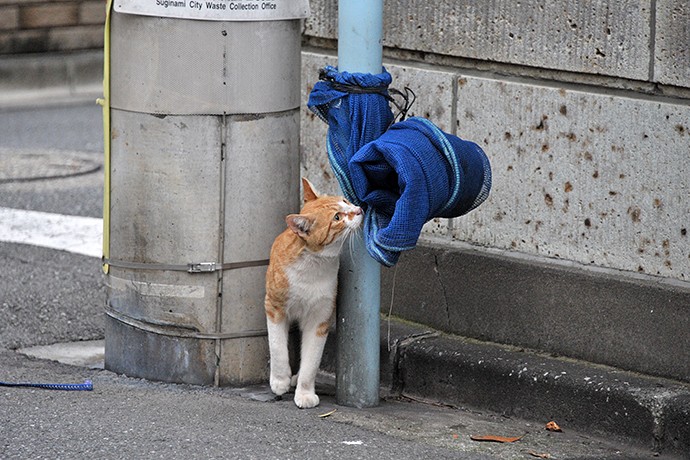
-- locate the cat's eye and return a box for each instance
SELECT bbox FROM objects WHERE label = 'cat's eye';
[333,214,341,221]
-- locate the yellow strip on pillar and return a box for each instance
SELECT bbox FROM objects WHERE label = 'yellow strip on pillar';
[97,0,113,274]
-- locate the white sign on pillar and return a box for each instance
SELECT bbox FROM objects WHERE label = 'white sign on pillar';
[114,0,309,21]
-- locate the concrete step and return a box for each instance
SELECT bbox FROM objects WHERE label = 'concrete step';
[322,318,690,458]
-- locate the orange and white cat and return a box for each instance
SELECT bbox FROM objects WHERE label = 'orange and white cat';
[264,178,363,408]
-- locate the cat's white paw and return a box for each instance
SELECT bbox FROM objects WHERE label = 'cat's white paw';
[294,391,320,409]
[290,374,298,387]
[270,375,292,396]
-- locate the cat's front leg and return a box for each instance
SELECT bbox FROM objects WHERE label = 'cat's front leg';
[294,317,330,409]
[266,309,292,396]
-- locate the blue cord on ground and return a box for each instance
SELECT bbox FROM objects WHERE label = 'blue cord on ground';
[0,379,93,391]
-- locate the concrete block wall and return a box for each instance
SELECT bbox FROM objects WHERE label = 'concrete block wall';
[0,1,105,54]
[301,0,690,382]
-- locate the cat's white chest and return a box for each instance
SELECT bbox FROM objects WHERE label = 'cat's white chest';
[284,252,339,315]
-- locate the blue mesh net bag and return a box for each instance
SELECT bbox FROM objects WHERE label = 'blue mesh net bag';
[308,66,491,266]
[308,66,394,201]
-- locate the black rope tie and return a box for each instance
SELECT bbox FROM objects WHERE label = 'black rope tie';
[318,68,417,125]
[387,86,416,123]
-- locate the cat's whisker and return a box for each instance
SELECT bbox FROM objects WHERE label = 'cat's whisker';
[346,226,362,265]
[347,234,356,265]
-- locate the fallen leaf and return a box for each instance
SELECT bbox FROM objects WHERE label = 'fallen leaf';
[528,452,551,459]
[318,408,337,418]
[545,421,562,432]
[452,434,459,439]
[470,434,524,443]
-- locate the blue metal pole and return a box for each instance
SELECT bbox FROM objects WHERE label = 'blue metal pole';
[338,0,383,74]
[336,0,383,408]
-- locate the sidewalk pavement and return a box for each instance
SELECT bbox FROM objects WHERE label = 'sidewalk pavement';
[321,318,690,458]
[6,337,673,460]
[1,51,688,459]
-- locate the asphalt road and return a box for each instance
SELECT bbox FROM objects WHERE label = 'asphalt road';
[0,103,103,218]
[0,101,659,459]
[0,103,105,353]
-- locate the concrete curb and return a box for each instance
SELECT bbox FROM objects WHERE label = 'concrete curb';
[0,51,103,109]
[322,318,690,458]
[380,244,690,385]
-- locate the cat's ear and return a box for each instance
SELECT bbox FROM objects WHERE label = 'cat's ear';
[302,177,320,203]
[286,214,315,238]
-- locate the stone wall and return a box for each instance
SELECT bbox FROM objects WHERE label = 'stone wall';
[301,0,690,381]
[0,1,104,54]
[302,0,689,282]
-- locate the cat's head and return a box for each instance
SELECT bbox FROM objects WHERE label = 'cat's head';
[285,178,363,255]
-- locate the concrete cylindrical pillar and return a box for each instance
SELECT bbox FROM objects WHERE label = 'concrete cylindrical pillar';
[104,8,303,386]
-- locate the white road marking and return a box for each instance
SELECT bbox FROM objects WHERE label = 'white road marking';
[0,207,102,258]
